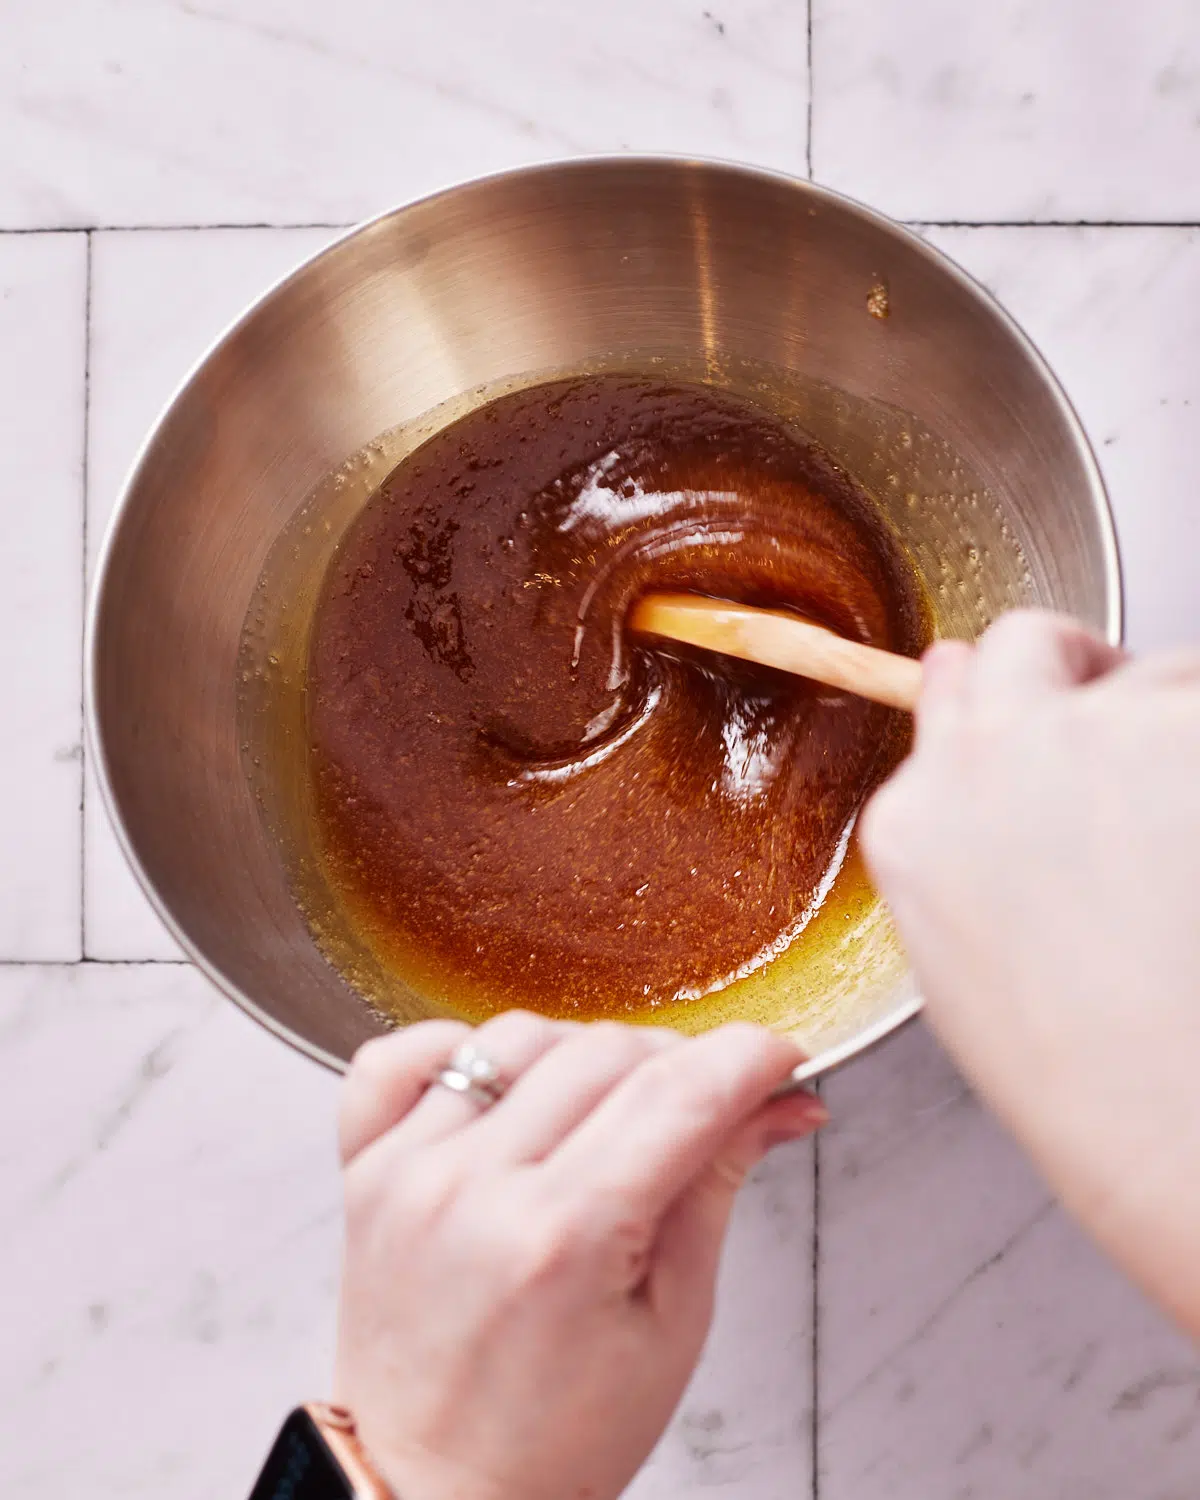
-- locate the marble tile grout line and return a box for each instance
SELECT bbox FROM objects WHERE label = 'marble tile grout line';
[806,4,820,1442]
[0,957,195,967]
[810,1087,822,1498]
[80,231,93,963]
[0,221,355,236]
[6,220,1200,240]
[805,0,814,180]
[908,219,1200,230]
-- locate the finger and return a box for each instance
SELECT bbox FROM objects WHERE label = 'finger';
[650,1092,828,1313]
[339,1020,471,1164]
[394,1010,574,1148]
[465,1021,681,1164]
[970,610,1124,704]
[541,1024,803,1219]
[913,638,974,749]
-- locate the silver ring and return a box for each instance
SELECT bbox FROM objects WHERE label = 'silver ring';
[432,1041,506,1109]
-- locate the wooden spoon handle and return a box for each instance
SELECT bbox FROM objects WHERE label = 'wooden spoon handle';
[628,592,922,712]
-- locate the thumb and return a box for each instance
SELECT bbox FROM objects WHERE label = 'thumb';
[648,1091,828,1319]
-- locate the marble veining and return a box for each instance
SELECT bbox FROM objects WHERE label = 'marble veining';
[814,0,1200,221]
[821,1026,1200,1498]
[0,1,807,230]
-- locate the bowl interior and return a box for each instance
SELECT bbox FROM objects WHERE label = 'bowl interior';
[89,160,1119,1071]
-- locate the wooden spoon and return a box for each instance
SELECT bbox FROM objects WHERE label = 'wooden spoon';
[628,591,922,712]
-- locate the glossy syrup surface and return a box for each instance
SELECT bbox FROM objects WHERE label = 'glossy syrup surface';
[307,376,929,1020]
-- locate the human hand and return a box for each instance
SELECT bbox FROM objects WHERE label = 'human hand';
[334,1013,825,1500]
[861,611,1200,1334]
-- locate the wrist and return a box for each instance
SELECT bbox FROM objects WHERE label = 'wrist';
[354,1427,503,1500]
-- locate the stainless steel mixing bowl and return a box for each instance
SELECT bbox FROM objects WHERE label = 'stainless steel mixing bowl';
[87,158,1121,1075]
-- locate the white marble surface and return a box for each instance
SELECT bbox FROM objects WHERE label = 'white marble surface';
[0,963,341,1500]
[820,1028,1200,1500]
[3,1,1200,1496]
[1,1,807,229]
[814,1,1200,222]
[0,234,86,959]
